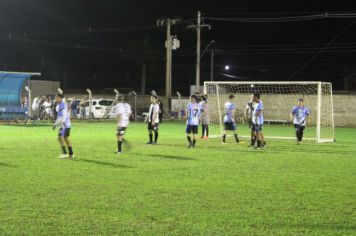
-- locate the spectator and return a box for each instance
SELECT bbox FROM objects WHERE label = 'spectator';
[79,98,86,119]
[70,97,78,119]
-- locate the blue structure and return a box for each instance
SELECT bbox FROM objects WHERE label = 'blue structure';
[0,71,41,120]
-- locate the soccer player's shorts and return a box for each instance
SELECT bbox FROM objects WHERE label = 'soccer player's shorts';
[117,127,127,136]
[59,128,71,137]
[224,122,236,131]
[252,124,263,132]
[186,125,198,134]
[148,123,159,131]
[294,124,305,132]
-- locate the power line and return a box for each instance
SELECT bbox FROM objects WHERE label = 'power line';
[206,12,356,23]
[287,19,356,81]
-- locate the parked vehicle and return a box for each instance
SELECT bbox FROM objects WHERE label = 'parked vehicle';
[82,99,116,119]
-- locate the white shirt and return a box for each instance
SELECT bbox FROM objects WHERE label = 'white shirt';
[116,103,132,127]
[148,103,160,123]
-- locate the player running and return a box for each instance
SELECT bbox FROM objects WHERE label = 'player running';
[200,94,210,140]
[252,93,264,149]
[185,95,204,148]
[147,95,160,145]
[53,93,75,159]
[222,95,240,144]
[290,98,310,145]
[115,95,132,154]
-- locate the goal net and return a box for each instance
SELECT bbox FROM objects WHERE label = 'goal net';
[204,81,335,143]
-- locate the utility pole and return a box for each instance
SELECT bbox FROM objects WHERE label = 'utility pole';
[210,49,214,81]
[157,18,180,98]
[188,11,211,93]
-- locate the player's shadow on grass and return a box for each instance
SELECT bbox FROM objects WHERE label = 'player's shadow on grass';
[0,162,16,168]
[148,154,196,161]
[75,158,132,169]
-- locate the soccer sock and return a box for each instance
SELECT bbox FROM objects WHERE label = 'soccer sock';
[251,137,256,146]
[222,134,226,143]
[193,139,196,146]
[154,132,159,142]
[149,133,153,142]
[118,141,122,152]
[205,126,209,137]
[62,146,67,154]
[300,129,304,141]
[257,140,262,148]
[68,146,73,155]
[187,136,192,144]
[234,134,240,143]
[201,125,205,137]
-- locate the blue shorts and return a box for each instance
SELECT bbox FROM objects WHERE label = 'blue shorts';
[186,125,198,134]
[224,122,236,131]
[59,128,71,137]
[252,124,263,132]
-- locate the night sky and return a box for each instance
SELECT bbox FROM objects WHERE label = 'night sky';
[1,0,356,94]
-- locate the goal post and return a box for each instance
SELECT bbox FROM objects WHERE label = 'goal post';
[204,81,335,143]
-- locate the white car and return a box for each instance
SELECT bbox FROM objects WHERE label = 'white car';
[82,99,117,119]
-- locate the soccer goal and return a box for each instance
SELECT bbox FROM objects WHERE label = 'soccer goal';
[204,81,335,143]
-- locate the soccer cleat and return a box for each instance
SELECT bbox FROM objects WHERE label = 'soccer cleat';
[68,155,76,159]
[263,141,267,147]
[222,142,227,145]
[187,143,193,148]
[152,142,158,145]
[199,136,204,139]
[58,154,69,159]
[146,141,153,144]
[203,136,209,140]
[114,151,122,154]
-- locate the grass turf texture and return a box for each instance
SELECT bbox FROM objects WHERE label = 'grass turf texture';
[0,122,355,235]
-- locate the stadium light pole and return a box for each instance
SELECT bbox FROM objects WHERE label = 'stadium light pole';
[199,40,216,82]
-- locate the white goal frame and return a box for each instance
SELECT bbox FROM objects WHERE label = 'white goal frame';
[204,81,335,143]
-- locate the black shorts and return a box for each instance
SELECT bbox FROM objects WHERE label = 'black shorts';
[186,125,198,134]
[294,124,305,132]
[148,123,159,131]
[224,122,236,131]
[117,127,127,136]
[251,124,263,132]
[59,128,71,137]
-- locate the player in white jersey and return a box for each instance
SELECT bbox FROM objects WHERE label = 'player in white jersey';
[185,95,204,148]
[290,98,310,144]
[252,93,264,149]
[53,93,74,159]
[245,95,256,146]
[222,95,240,144]
[199,94,210,140]
[147,95,160,144]
[115,95,132,154]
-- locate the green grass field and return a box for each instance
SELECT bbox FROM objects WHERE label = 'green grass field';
[0,122,355,235]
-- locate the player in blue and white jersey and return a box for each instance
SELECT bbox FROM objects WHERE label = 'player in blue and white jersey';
[222,95,240,144]
[185,95,204,148]
[290,98,310,144]
[252,93,264,149]
[53,93,74,159]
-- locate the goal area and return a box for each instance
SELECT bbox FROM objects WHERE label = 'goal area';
[204,81,335,143]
